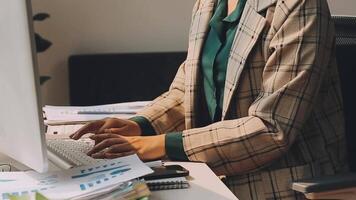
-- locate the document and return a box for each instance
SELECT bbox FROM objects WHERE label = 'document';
[0,154,153,200]
[46,124,85,135]
[43,101,150,124]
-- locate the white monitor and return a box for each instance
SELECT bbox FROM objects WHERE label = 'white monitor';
[0,0,48,172]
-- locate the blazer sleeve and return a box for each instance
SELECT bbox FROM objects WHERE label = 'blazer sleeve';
[182,0,335,176]
[133,0,202,134]
[135,61,186,134]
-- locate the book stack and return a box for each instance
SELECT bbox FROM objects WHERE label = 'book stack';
[142,164,190,191]
[146,177,190,191]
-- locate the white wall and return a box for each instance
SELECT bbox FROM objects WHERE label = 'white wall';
[32,0,356,105]
[31,0,195,105]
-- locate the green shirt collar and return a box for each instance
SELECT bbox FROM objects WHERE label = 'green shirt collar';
[223,0,247,23]
[209,0,247,41]
[209,0,227,37]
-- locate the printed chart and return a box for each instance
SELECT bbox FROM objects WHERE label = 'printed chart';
[0,154,153,200]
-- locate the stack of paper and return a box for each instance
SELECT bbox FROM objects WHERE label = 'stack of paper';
[0,155,153,200]
[43,101,150,135]
[43,101,150,125]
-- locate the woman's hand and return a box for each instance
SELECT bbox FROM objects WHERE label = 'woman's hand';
[70,118,142,140]
[87,134,166,161]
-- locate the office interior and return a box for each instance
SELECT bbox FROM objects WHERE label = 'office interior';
[1,0,356,199]
[32,0,355,105]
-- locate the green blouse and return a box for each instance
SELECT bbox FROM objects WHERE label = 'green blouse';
[202,0,246,121]
[131,0,247,161]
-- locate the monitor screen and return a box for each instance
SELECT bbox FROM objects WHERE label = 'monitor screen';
[0,0,48,172]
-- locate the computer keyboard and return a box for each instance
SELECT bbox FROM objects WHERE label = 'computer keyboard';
[47,138,104,169]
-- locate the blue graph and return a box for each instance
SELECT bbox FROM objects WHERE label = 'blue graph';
[79,161,121,174]
[72,165,130,179]
[78,168,131,191]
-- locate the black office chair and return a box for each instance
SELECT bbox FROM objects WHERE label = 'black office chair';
[335,15,356,173]
[292,16,356,199]
[68,52,186,106]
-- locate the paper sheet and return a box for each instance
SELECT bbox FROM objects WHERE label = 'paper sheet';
[46,124,85,135]
[0,154,153,200]
[43,101,150,123]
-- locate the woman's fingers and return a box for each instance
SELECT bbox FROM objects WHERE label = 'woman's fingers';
[102,126,128,134]
[87,137,126,156]
[103,151,136,159]
[95,120,113,134]
[106,143,134,154]
[89,133,119,144]
[90,144,135,159]
[91,151,106,159]
[70,120,105,140]
[91,151,134,159]
[95,118,125,134]
[71,118,127,140]
[89,136,135,159]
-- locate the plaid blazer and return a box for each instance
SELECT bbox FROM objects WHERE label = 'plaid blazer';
[137,0,348,199]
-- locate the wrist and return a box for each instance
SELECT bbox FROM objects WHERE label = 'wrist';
[143,135,166,160]
[157,134,166,159]
[139,134,166,161]
[129,120,143,136]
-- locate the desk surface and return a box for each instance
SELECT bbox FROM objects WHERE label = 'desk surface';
[152,161,238,200]
[0,153,238,200]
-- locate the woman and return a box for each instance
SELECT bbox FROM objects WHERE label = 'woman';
[71,0,348,199]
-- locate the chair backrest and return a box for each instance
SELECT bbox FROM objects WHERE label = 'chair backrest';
[68,52,186,106]
[333,15,356,172]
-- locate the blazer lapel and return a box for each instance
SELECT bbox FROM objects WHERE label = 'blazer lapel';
[221,0,276,119]
[185,0,216,129]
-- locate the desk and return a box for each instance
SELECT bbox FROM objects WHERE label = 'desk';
[152,162,238,200]
[0,152,238,200]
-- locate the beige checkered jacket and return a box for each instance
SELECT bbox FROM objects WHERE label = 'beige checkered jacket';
[137,0,348,199]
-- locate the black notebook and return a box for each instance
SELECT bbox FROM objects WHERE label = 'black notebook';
[145,177,190,191]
